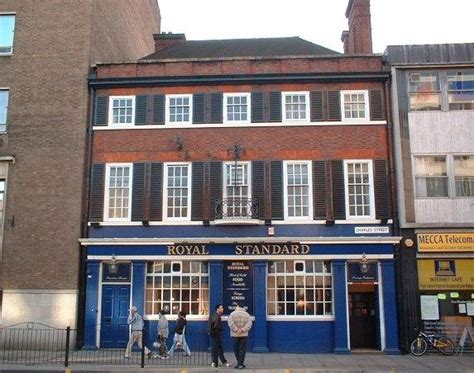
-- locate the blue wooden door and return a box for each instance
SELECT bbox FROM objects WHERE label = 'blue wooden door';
[100,285,130,348]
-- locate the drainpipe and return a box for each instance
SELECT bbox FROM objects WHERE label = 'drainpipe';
[76,77,96,347]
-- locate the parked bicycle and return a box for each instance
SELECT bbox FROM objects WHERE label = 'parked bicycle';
[410,330,455,356]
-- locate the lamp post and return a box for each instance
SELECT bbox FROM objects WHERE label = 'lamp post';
[108,254,118,274]
[359,253,370,274]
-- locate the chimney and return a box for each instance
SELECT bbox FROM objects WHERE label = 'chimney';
[341,0,373,54]
[153,32,186,52]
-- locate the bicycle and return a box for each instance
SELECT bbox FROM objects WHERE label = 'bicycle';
[410,330,455,356]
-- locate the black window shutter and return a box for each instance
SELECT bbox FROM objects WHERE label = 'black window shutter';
[209,161,223,220]
[135,95,148,125]
[327,91,341,121]
[210,93,223,123]
[252,161,265,219]
[270,161,284,220]
[310,92,324,122]
[152,95,165,125]
[95,96,108,126]
[149,163,163,221]
[251,92,264,123]
[313,160,327,220]
[374,159,391,220]
[370,90,385,120]
[193,94,206,124]
[331,160,346,220]
[269,92,282,122]
[131,163,146,221]
[192,162,205,221]
[90,163,105,221]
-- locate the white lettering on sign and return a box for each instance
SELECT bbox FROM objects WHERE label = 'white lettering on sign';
[354,227,389,234]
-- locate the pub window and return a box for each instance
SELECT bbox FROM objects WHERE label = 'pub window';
[283,161,313,220]
[267,260,333,316]
[223,162,251,219]
[344,160,375,219]
[163,163,191,221]
[104,163,132,221]
[145,260,209,317]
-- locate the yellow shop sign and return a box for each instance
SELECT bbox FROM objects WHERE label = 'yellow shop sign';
[418,259,474,290]
[417,233,474,252]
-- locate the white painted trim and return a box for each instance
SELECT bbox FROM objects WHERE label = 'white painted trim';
[165,94,193,125]
[0,156,15,162]
[223,161,252,203]
[96,263,103,348]
[3,289,78,294]
[283,160,313,221]
[93,120,387,131]
[0,13,15,56]
[281,91,311,123]
[80,237,401,246]
[144,314,209,321]
[343,159,376,220]
[340,90,370,122]
[345,261,350,350]
[108,96,136,126]
[266,316,335,321]
[223,93,251,124]
[104,163,133,222]
[88,254,394,261]
[163,162,192,222]
[89,221,204,226]
[378,262,386,352]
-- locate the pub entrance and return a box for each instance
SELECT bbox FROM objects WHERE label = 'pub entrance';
[348,284,378,349]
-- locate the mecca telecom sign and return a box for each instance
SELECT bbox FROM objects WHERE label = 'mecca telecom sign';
[417,233,474,252]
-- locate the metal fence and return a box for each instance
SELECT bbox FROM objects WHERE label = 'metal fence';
[0,323,211,367]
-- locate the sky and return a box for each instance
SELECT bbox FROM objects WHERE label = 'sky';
[157,0,474,54]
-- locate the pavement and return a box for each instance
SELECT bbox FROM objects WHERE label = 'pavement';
[0,352,473,373]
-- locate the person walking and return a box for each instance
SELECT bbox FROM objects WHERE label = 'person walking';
[154,309,169,359]
[209,304,231,368]
[124,306,151,359]
[227,301,252,370]
[169,311,191,356]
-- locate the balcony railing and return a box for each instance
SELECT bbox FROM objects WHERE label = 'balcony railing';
[215,198,259,220]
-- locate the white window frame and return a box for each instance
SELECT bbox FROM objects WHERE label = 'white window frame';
[283,161,313,221]
[104,163,133,222]
[0,13,15,56]
[343,160,375,220]
[163,162,192,221]
[223,93,251,124]
[166,94,193,125]
[282,91,310,122]
[0,88,9,132]
[223,161,252,218]
[340,90,370,122]
[108,96,136,126]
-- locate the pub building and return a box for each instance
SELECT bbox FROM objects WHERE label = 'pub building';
[81,0,400,354]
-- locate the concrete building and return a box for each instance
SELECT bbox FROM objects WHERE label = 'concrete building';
[81,0,400,353]
[384,44,474,352]
[0,0,160,341]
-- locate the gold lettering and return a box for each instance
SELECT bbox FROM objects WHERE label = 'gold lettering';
[291,244,299,254]
[202,245,209,255]
[301,245,310,254]
[252,245,260,255]
[281,245,290,255]
[261,245,270,255]
[272,244,282,254]
[235,245,243,255]
[168,245,176,255]
[175,245,185,255]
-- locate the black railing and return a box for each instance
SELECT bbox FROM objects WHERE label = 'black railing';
[0,322,211,367]
[215,198,259,220]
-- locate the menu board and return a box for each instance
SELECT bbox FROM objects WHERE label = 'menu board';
[223,261,253,315]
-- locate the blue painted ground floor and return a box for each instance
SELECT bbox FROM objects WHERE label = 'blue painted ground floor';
[83,239,400,354]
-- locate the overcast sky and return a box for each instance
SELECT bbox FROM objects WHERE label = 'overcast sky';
[158,0,473,53]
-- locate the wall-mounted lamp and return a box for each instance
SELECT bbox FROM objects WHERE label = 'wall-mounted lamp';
[108,254,118,274]
[325,219,335,227]
[142,220,150,227]
[359,253,370,274]
[90,222,101,228]
[175,134,183,151]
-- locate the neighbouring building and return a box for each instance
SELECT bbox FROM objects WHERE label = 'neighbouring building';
[0,0,160,343]
[82,0,400,353]
[384,44,474,352]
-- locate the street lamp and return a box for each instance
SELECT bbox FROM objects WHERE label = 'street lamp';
[359,253,370,274]
[108,254,118,274]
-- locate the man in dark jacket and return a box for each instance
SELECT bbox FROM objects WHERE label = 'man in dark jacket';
[209,304,231,368]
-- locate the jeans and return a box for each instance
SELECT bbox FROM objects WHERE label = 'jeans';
[232,336,247,367]
[211,332,227,365]
[169,333,191,355]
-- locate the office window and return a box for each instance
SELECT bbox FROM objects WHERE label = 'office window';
[282,92,309,121]
[223,162,251,218]
[164,163,190,220]
[284,161,312,219]
[167,95,192,124]
[454,155,474,197]
[224,93,250,123]
[105,164,132,220]
[341,90,369,120]
[414,156,448,197]
[408,72,441,111]
[0,14,15,54]
[145,261,209,316]
[109,96,135,125]
[267,260,333,316]
[447,70,474,110]
[0,89,8,132]
[344,160,375,218]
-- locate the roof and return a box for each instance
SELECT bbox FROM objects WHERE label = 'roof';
[384,43,474,65]
[140,37,340,61]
